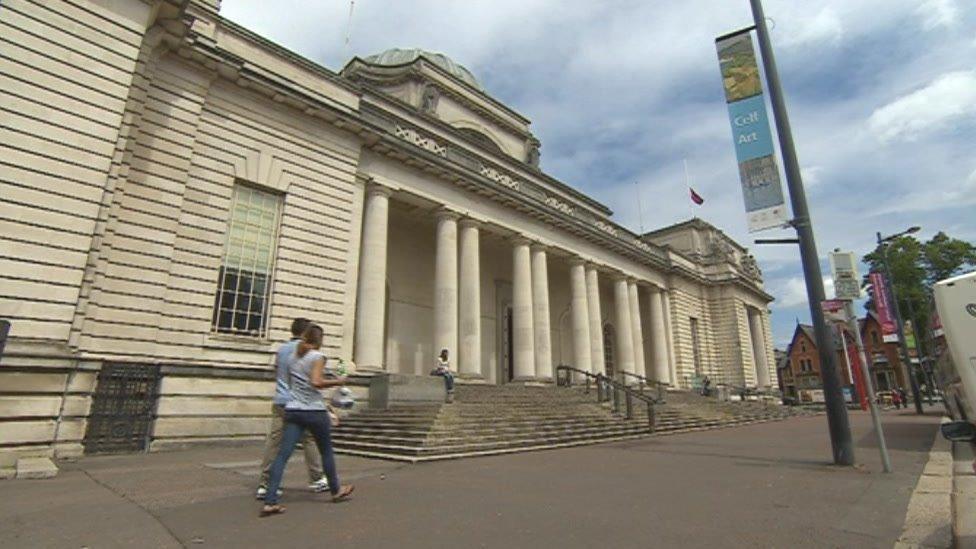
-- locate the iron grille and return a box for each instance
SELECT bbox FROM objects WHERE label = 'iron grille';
[83,363,161,454]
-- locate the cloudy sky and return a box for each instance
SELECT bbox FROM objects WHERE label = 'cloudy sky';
[221,0,976,347]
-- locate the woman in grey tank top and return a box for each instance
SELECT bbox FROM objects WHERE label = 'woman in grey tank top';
[261,324,355,516]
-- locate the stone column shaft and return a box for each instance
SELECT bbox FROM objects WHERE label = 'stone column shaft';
[648,287,670,383]
[531,245,552,381]
[628,281,646,379]
[458,219,481,378]
[512,238,535,381]
[613,277,635,376]
[585,266,606,375]
[354,185,391,369]
[569,260,592,374]
[433,210,459,364]
[749,309,771,387]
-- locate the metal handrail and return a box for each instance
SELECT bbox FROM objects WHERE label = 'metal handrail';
[555,365,658,432]
[617,371,669,402]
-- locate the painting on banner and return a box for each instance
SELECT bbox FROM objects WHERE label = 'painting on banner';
[716,32,788,232]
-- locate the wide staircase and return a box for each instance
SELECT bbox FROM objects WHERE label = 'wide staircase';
[330,383,816,462]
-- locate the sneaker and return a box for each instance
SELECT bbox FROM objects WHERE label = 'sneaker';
[309,477,330,493]
[255,486,283,500]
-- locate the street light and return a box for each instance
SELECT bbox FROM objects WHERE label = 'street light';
[876,227,924,414]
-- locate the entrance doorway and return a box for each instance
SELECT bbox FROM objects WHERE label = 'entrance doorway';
[504,306,514,382]
[603,323,615,378]
[495,280,513,384]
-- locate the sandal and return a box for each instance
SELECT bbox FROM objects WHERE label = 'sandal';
[332,485,355,503]
[259,504,286,517]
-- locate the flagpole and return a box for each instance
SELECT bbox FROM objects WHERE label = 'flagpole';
[634,181,644,234]
[683,158,694,220]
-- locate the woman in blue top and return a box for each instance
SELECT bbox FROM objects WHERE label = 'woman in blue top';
[261,324,355,516]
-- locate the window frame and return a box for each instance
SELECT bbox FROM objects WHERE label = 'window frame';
[210,182,284,339]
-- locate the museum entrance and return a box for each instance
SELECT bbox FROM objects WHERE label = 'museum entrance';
[603,323,615,378]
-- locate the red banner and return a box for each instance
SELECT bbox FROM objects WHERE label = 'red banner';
[869,272,898,342]
[844,331,868,410]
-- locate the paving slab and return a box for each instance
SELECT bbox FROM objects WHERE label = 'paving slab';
[15,457,58,479]
[0,406,945,549]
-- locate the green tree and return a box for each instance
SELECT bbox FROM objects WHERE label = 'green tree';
[862,232,976,352]
[920,231,976,285]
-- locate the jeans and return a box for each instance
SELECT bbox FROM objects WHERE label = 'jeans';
[432,369,454,392]
[258,404,323,486]
[264,409,340,505]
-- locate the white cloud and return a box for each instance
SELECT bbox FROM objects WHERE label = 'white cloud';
[801,166,824,187]
[918,0,959,30]
[771,277,835,309]
[780,7,844,47]
[867,70,976,143]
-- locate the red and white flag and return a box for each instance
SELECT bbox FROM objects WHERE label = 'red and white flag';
[689,187,704,205]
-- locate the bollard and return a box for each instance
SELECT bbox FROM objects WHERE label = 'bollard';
[625,391,633,419]
[585,376,590,394]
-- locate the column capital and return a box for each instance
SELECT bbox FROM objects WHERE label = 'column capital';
[366,182,393,198]
[530,242,549,253]
[458,217,481,229]
[433,207,460,221]
[569,256,587,267]
[510,234,532,247]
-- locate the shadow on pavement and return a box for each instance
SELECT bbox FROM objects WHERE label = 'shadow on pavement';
[857,416,939,453]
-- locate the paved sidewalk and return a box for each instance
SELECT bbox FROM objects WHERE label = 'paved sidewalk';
[0,406,943,548]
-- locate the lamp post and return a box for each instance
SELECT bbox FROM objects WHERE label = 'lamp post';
[876,227,924,414]
[750,0,853,465]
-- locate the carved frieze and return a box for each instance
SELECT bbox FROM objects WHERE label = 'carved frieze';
[478,164,520,191]
[394,124,447,157]
[544,195,574,215]
[594,221,618,237]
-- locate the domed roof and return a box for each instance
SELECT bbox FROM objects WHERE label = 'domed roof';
[362,48,482,91]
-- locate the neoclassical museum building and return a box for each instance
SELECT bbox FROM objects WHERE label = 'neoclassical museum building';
[0,0,776,465]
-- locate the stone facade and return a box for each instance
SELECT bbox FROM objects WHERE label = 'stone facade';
[0,0,775,466]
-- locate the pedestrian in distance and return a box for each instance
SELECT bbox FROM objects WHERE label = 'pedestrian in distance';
[431,348,455,403]
[256,317,330,500]
[261,324,354,517]
[892,389,902,409]
[898,387,909,408]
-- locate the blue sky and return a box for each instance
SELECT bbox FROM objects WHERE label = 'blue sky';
[222,0,976,347]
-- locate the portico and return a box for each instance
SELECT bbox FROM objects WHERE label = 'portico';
[351,181,678,386]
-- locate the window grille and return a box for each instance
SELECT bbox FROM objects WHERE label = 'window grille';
[212,184,282,337]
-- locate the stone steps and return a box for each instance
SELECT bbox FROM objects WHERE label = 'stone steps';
[330,385,810,462]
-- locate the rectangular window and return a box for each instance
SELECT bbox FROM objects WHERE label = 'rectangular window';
[690,317,702,375]
[212,184,282,337]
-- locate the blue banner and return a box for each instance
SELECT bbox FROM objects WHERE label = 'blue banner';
[717,32,787,232]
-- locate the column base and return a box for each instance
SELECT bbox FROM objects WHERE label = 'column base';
[456,374,487,385]
[511,376,538,384]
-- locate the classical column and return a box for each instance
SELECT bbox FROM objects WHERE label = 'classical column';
[568,259,592,374]
[531,244,553,381]
[512,237,535,381]
[585,265,606,375]
[628,281,646,379]
[433,209,459,364]
[458,218,481,379]
[749,308,771,387]
[648,286,670,383]
[354,184,391,370]
[613,276,635,376]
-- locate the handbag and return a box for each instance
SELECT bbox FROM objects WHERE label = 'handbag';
[326,404,340,427]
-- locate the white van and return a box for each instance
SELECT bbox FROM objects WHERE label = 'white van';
[932,271,976,453]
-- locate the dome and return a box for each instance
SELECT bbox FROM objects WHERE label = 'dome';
[362,48,483,91]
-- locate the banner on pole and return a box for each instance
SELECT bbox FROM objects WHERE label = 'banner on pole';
[716,32,788,233]
[869,272,899,342]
